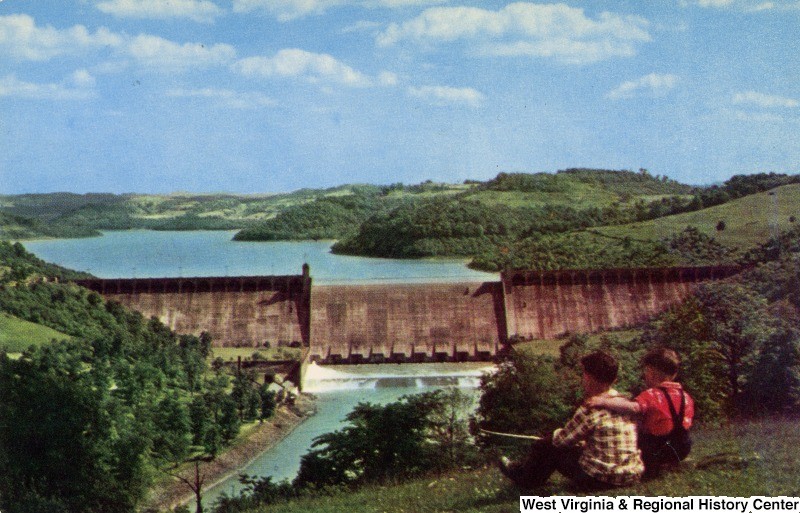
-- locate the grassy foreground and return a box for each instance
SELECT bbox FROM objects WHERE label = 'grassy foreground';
[238,416,799,513]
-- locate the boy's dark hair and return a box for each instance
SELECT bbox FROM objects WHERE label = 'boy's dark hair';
[642,347,680,376]
[580,350,618,384]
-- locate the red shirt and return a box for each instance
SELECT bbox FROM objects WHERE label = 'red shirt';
[635,382,694,437]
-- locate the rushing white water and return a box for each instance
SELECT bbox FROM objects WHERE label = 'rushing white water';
[301,361,494,393]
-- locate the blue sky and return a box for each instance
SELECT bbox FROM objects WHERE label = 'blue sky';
[1,0,798,194]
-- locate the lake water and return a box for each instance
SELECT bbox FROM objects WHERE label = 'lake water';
[22,230,497,509]
[22,230,496,284]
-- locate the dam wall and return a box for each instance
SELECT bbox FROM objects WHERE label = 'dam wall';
[308,281,505,363]
[76,274,311,348]
[77,265,743,363]
[503,266,742,341]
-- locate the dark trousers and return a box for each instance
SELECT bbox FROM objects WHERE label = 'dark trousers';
[638,432,689,478]
[504,440,612,491]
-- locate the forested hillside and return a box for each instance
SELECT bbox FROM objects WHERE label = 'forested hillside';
[233,186,393,241]
[333,171,800,270]
[0,186,370,238]
[0,242,278,513]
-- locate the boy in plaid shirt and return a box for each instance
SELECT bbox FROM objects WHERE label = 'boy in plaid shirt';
[499,350,644,489]
[588,347,694,477]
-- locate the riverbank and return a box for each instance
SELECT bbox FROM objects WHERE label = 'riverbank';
[144,394,316,512]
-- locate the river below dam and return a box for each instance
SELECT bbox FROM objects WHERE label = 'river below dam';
[21,231,499,509]
[197,362,495,509]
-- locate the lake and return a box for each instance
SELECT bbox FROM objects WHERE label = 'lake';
[22,230,497,284]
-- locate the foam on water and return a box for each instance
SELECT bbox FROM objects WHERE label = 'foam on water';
[302,361,495,393]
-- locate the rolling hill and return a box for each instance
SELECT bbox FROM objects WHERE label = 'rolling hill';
[593,183,800,254]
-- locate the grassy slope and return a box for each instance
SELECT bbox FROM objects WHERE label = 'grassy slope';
[594,184,800,254]
[0,312,71,352]
[244,417,799,513]
[465,185,622,209]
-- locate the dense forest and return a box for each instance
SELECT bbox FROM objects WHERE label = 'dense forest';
[233,188,395,241]
[0,242,277,513]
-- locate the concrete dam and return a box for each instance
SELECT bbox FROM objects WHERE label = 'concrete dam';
[76,265,741,364]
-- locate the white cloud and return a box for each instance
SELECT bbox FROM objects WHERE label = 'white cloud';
[696,0,735,6]
[95,0,223,23]
[232,0,444,21]
[376,3,651,64]
[233,49,374,87]
[408,85,484,107]
[733,91,799,108]
[70,69,97,88]
[748,2,776,11]
[341,20,384,34]
[0,14,122,61]
[378,71,399,86]
[0,14,239,73]
[126,34,236,70]
[606,73,678,100]
[685,0,800,10]
[0,73,95,100]
[166,87,276,109]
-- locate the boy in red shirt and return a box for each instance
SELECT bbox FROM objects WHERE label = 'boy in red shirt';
[588,347,694,477]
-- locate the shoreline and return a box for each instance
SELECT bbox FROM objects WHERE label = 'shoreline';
[144,394,316,512]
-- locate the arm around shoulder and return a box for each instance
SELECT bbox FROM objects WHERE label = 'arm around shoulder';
[587,396,641,416]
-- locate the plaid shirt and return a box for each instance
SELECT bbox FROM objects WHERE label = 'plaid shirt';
[552,389,644,486]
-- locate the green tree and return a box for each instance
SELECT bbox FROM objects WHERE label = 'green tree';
[695,283,773,409]
[219,396,241,444]
[258,385,277,422]
[641,282,775,417]
[231,370,261,422]
[152,392,193,464]
[294,391,463,488]
[740,302,800,414]
[428,387,477,468]
[640,297,728,419]
[475,351,577,442]
[0,350,150,513]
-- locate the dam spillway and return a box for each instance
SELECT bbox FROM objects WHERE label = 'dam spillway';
[75,265,742,364]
